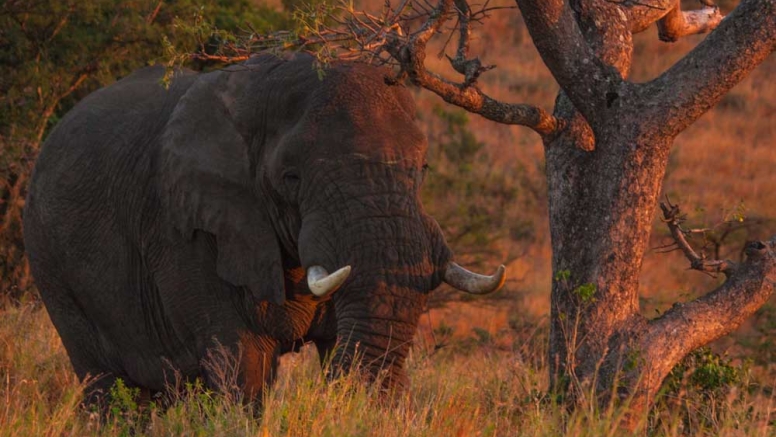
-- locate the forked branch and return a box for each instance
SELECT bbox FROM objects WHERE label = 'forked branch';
[515,0,622,125]
[385,0,560,136]
[179,0,561,137]
[643,202,776,383]
[659,197,734,276]
[445,0,495,87]
[638,0,776,139]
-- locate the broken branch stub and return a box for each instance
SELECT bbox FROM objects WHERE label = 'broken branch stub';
[659,197,735,275]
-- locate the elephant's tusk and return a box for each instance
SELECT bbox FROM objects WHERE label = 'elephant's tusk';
[443,262,506,295]
[307,265,352,297]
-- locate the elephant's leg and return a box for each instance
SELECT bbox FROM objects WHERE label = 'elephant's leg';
[33,274,125,411]
[79,374,118,413]
[302,300,338,371]
[314,337,338,370]
[240,334,279,402]
[200,334,279,404]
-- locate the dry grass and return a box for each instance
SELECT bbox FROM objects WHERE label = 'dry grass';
[3,1,776,435]
[1,304,775,436]
[0,304,88,436]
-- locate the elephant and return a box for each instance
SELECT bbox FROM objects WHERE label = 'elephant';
[23,53,506,406]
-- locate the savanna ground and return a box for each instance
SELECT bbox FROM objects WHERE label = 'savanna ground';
[2,0,776,435]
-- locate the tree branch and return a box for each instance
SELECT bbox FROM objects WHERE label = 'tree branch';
[637,0,776,140]
[613,0,723,38]
[643,235,776,373]
[384,0,561,136]
[35,71,90,143]
[176,0,560,136]
[445,0,495,87]
[659,198,735,276]
[515,0,623,125]
[656,5,723,42]
[146,0,163,25]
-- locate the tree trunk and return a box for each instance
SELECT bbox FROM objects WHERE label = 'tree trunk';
[370,0,776,427]
[545,114,776,423]
[545,123,670,405]
[523,0,776,426]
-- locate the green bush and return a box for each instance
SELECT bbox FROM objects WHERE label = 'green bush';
[0,0,294,302]
[653,347,751,432]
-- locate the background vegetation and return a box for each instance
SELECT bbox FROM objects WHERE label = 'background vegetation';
[0,0,293,300]
[1,0,775,435]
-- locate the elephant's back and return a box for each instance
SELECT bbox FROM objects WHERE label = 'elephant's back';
[27,66,197,240]
[30,66,197,201]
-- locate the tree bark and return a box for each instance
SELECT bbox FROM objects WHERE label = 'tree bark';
[514,0,776,426]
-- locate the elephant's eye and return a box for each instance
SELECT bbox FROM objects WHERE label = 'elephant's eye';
[282,170,301,199]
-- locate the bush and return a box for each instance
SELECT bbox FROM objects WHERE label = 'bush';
[0,0,294,303]
[652,347,751,433]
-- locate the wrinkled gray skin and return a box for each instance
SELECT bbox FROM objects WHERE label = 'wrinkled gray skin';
[24,54,456,404]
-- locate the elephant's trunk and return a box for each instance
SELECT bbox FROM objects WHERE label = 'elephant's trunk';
[329,277,427,389]
[321,213,444,390]
[296,162,454,388]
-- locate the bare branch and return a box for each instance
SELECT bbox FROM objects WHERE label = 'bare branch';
[409,70,561,134]
[444,0,495,87]
[642,235,776,384]
[637,0,776,140]
[178,0,560,136]
[191,53,251,63]
[413,0,452,46]
[606,0,667,11]
[394,0,561,135]
[659,197,735,275]
[146,0,163,24]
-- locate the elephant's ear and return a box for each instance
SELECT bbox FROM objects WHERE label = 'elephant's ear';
[160,73,285,305]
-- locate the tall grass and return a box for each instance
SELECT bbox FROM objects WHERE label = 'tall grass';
[0,304,88,436]
[1,304,774,436]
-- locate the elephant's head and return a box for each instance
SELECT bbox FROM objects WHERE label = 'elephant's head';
[161,54,505,389]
